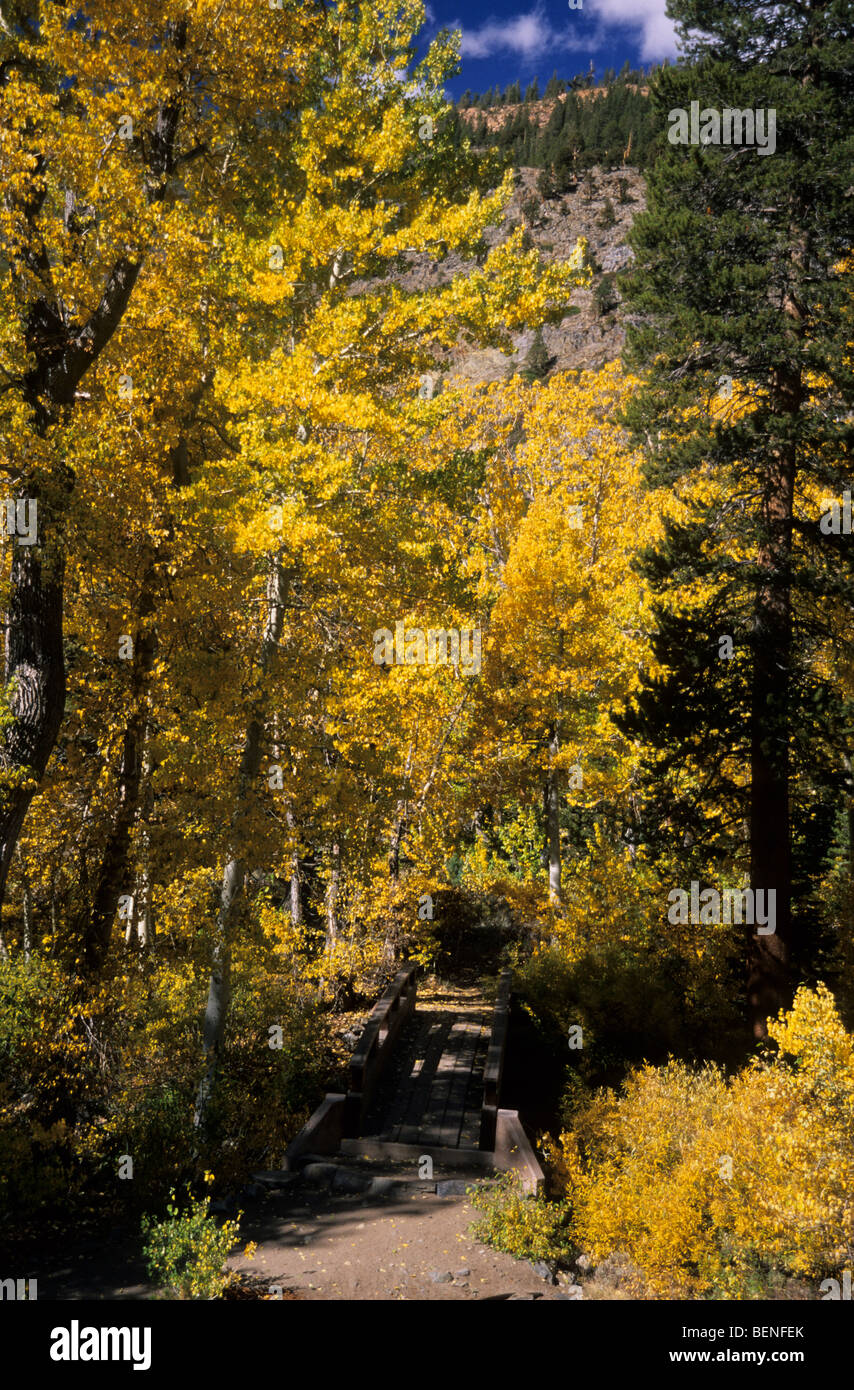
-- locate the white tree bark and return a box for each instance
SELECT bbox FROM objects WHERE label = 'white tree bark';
[194,556,289,1134]
[545,722,562,905]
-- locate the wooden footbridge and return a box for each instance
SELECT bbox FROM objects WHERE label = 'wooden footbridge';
[284,967,543,1192]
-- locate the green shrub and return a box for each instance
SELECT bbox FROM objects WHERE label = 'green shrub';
[141,1184,241,1299]
[469,1172,573,1263]
[0,1098,74,1224]
[594,273,619,317]
[520,194,540,224]
[0,955,98,1223]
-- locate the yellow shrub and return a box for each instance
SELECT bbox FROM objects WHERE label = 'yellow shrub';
[558,984,854,1298]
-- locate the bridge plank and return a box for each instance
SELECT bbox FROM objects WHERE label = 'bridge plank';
[435,1019,486,1147]
[458,1027,490,1147]
[379,1015,445,1140]
[389,1014,454,1144]
[345,979,503,1153]
[417,1009,489,1148]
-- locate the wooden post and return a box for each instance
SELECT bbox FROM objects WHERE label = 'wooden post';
[480,969,512,1151]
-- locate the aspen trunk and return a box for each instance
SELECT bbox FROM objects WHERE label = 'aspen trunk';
[290,855,302,927]
[136,756,156,950]
[19,847,33,961]
[78,580,157,972]
[545,722,562,905]
[194,557,288,1134]
[388,741,414,880]
[325,840,340,949]
[286,808,302,926]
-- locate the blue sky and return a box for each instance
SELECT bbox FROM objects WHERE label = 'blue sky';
[420,0,684,98]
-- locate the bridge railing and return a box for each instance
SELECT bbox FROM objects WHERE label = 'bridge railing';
[342,963,418,1137]
[479,967,512,1150]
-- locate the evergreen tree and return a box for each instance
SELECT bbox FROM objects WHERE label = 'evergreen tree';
[618,0,854,1035]
[544,95,566,144]
[536,166,556,199]
[457,70,655,171]
[555,121,584,188]
[545,71,562,99]
[594,273,619,316]
[599,196,616,228]
[524,78,540,103]
[520,327,551,382]
[601,119,623,167]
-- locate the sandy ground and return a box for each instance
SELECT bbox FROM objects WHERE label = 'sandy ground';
[227,1164,571,1301]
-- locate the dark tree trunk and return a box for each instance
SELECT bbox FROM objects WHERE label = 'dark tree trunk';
[0,255,141,918]
[77,588,157,973]
[0,539,66,906]
[747,382,799,1038]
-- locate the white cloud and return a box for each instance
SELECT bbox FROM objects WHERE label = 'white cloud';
[460,10,548,59]
[456,0,680,65]
[458,6,588,59]
[591,0,680,61]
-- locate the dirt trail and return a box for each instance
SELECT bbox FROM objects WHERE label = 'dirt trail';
[11,1170,572,1301]
[227,1164,572,1301]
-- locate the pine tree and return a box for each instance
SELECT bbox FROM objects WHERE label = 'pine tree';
[544,95,566,147]
[618,0,854,1035]
[594,273,619,317]
[536,166,556,199]
[520,327,551,382]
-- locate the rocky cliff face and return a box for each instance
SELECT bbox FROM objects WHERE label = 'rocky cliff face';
[379,165,646,385]
[456,87,650,134]
[457,164,645,382]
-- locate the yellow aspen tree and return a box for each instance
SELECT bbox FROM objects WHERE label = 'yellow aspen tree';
[0,0,323,928]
